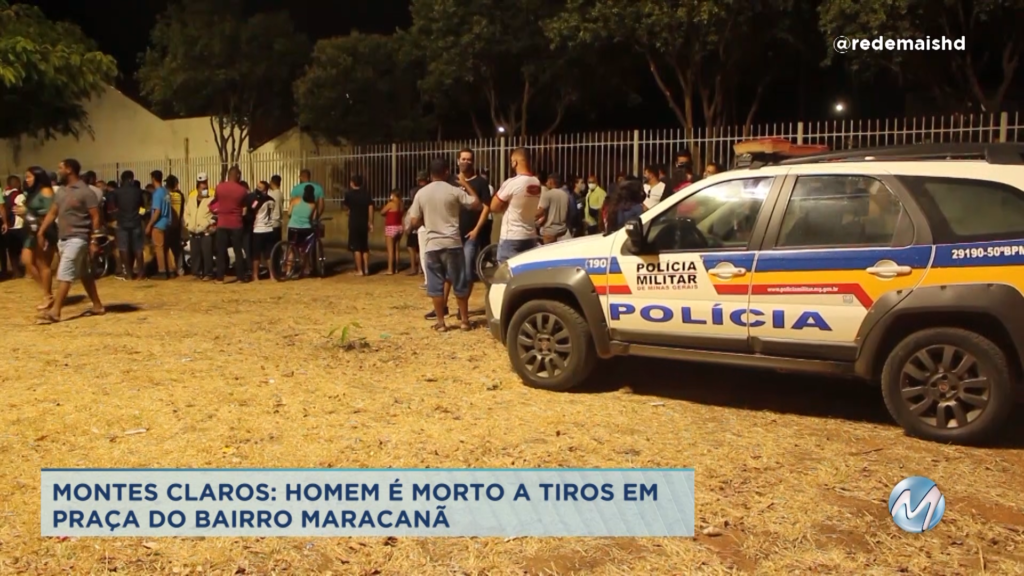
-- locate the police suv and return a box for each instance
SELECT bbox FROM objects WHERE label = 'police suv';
[485,141,1024,444]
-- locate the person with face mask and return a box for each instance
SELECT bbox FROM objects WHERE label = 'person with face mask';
[584,174,607,235]
[642,164,666,210]
[249,181,276,281]
[184,173,215,280]
[665,150,695,199]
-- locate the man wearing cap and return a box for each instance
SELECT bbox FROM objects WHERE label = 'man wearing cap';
[189,173,214,201]
[112,170,146,280]
[184,174,215,279]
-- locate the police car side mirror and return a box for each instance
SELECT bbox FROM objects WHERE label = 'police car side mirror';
[624,217,646,253]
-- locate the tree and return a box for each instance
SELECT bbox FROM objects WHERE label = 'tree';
[295,33,434,145]
[820,0,1024,113]
[0,1,117,141]
[138,0,309,175]
[409,0,596,137]
[548,0,797,131]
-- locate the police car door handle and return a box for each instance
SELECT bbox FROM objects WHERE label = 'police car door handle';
[866,264,912,277]
[709,267,746,278]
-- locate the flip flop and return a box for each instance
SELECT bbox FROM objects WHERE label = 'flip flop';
[431,323,449,332]
[460,322,472,332]
[36,298,54,311]
[84,308,106,317]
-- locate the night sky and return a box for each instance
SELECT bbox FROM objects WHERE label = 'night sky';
[32,0,886,131]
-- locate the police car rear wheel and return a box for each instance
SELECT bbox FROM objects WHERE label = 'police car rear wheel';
[507,300,595,392]
[881,328,1014,445]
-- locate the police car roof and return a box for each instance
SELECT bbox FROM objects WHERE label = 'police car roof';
[771,143,1024,167]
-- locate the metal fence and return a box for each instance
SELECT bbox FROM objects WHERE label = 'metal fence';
[95,112,1024,206]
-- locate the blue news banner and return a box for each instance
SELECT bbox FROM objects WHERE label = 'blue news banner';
[41,469,695,537]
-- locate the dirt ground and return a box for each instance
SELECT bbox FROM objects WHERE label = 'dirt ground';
[1,260,1023,575]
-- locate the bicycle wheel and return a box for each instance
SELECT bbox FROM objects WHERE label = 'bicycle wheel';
[92,252,109,279]
[476,243,499,286]
[311,238,326,278]
[269,241,295,281]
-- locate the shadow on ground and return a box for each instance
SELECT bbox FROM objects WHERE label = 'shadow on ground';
[573,356,1024,448]
[576,357,892,424]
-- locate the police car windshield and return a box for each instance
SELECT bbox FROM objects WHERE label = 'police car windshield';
[646,176,774,250]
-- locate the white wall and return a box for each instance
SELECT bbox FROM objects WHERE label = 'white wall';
[0,86,221,178]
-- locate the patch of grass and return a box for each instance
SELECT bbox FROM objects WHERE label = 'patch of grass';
[328,321,369,351]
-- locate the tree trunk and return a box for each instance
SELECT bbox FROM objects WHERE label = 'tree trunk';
[645,52,688,129]
[743,77,769,134]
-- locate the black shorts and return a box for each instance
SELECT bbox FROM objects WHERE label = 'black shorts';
[407,230,419,250]
[288,228,315,246]
[348,226,369,253]
[251,231,276,259]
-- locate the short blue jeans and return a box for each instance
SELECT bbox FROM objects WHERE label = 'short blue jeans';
[496,238,538,264]
[425,247,469,298]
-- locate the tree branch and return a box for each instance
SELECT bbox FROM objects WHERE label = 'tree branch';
[993,42,1019,111]
[520,77,530,137]
[645,50,688,129]
[470,112,484,140]
[744,75,769,133]
[542,92,572,136]
[670,58,695,129]
[485,76,500,130]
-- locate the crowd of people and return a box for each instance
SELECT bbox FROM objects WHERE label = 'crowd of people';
[0,147,720,327]
[402,146,721,331]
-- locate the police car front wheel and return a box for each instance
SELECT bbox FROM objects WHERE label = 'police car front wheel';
[881,328,1015,445]
[507,300,596,392]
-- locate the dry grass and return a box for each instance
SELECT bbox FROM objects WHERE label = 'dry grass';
[1,269,1023,575]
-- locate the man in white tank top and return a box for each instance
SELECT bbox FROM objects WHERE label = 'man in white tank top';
[489,147,542,263]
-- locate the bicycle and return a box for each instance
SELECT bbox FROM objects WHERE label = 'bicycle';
[269,217,331,281]
[476,232,548,286]
[476,243,499,286]
[91,233,114,279]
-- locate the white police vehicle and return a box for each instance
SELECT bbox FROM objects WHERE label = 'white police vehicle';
[485,141,1024,444]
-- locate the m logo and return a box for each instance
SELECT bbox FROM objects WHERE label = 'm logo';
[888,476,946,533]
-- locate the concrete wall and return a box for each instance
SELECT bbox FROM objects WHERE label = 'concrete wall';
[314,207,502,251]
[0,86,222,178]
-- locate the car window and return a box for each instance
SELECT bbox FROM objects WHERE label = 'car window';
[899,176,1024,243]
[645,177,773,252]
[776,176,908,249]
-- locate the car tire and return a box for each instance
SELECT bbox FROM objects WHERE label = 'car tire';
[881,327,1015,445]
[506,299,596,392]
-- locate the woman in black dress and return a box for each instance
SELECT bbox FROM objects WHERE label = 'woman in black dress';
[343,174,373,276]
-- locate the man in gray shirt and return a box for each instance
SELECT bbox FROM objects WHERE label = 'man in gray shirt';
[538,173,570,244]
[408,157,481,332]
[36,158,105,323]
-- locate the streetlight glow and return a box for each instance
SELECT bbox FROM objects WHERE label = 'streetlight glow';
[834,102,845,112]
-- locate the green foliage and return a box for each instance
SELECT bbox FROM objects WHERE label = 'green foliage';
[548,0,797,129]
[819,0,1024,112]
[327,322,367,351]
[294,33,434,145]
[138,0,309,166]
[0,0,117,140]
[409,0,596,136]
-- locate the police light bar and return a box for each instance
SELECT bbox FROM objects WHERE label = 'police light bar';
[733,138,830,169]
